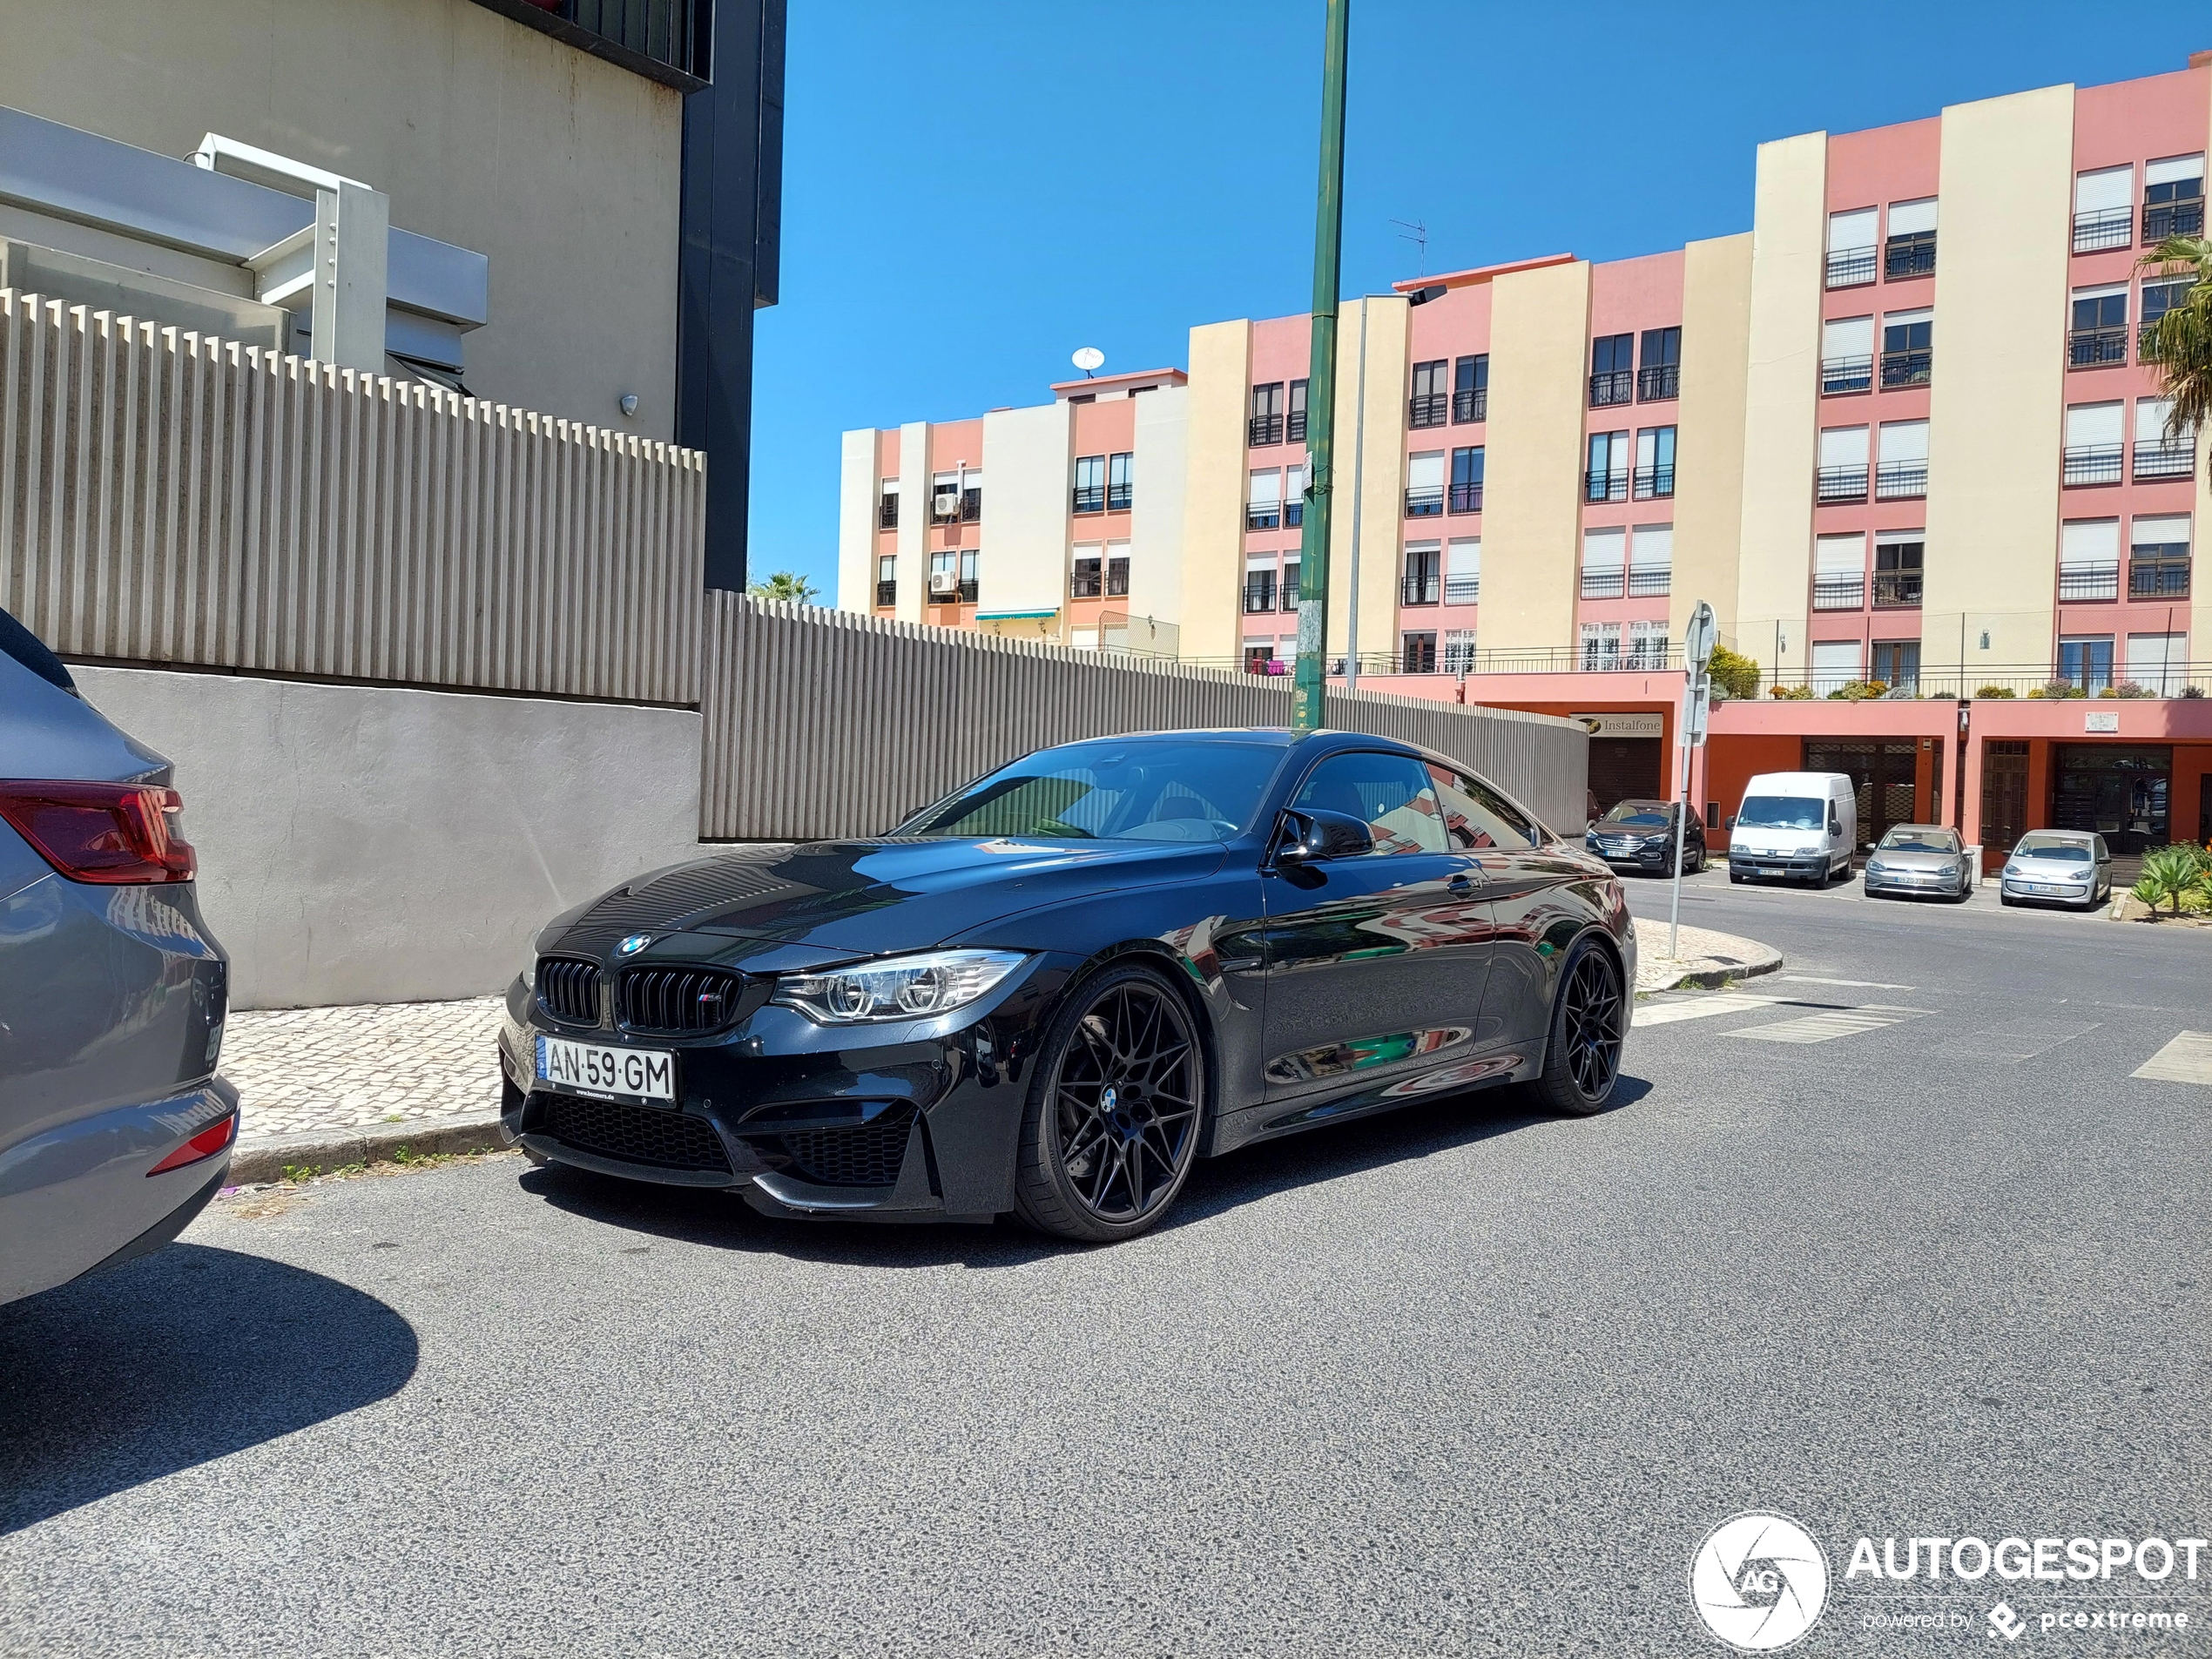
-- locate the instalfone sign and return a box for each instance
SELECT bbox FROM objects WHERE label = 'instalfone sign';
[1574,711,1665,738]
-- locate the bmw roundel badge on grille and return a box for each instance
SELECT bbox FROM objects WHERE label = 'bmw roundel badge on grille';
[618,933,652,955]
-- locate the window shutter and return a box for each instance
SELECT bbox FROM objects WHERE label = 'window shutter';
[1817,427,1870,467]
[1822,315,1873,356]
[2063,402,2124,446]
[1581,526,1626,570]
[2147,153,2205,187]
[2060,518,2120,565]
[1886,198,1937,236]
[1878,421,1928,462]
[1815,532,1866,574]
[1629,524,1672,569]
[1827,207,1877,250]
[2075,165,2132,212]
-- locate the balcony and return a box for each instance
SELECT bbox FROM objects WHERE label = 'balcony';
[1579,570,1626,600]
[1583,469,1629,504]
[1627,566,1671,597]
[2073,207,2134,254]
[1873,570,1923,608]
[1072,484,1106,514]
[2135,440,2196,481]
[1444,575,1480,605]
[1821,354,1873,395]
[1879,347,1932,388]
[2145,199,2206,243]
[2131,557,2191,599]
[1248,414,1284,447]
[1402,573,1442,606]
[1287,408,1307,443]
[1452,388,1487,423]
[1825,246,1876,288]
[1632,464,1674,501]
[1243,576,1278,613]
[1409,393,1449,429]
[1874,460,1927,500]
[1588,369,1634,408]
[1448,481,1484,514]
[1245,501,1282,531]
[1636,363,1680,402]
[874,579,896,608]
[2057,562,2120,601]
[1107,482,1132,512]
[1816,464,1869,503]
[1884,233,1936,280]
[2061,443,2123,487]
[1811,574,1865,610]
[1404,485,1444,517]
[2067,327,2128,369]
[877,497,899,529]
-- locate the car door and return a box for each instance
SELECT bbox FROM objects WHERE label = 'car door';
[1446,767,1602,1051]
[1258,751,1495,1103]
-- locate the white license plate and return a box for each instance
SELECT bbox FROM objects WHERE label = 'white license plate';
[2028,882,2065,895]
[536,1035,676,1103]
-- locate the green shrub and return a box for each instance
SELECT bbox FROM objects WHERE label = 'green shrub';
[1770,684,1815,700]
[1707,644,1762,701]
[2136,845,2206,918]
[1827,679,1890,701]
[1974,685,2017,698]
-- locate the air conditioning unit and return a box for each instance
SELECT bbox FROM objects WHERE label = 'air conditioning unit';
[933,491,961,518]
[929,571,960,597]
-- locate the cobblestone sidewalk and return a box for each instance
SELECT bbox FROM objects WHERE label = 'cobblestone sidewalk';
[223,997,506,1142]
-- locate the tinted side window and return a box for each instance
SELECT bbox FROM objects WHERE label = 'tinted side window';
[1292,753,1447,855]
[1426,763,1541,849]
[0,606,74,693]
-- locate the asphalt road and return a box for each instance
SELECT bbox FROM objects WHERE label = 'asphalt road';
[4,876,2210,1656]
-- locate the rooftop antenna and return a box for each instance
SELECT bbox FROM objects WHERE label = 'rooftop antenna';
[1070,346,1105,378]
[1391,217,1429,274]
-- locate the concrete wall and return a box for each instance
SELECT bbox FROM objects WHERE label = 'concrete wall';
[1129,384,1190,631]
[978,401,1073,619]
[0,0,683,435]
[1180,320,1251,661]
[74,665,704,1009]
[1673,233,1755,643]
[1482,260,1592,651]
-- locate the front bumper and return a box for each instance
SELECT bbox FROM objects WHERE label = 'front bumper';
[2001,878,2093,905]
[1590,843,1695,873]
[1865,867,1965,896]
[1730,853,1827,880]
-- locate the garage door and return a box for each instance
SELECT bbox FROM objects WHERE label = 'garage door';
[1588,738,1662,819]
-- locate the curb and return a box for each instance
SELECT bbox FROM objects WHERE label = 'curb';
[1637,939,1784,995]
[229,1113,508,1186]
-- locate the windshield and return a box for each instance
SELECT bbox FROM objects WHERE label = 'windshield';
[1878,827,1959,853]
[1736,795,1824,831]
[1601,802,1674,827]
[2014,836,2092,861]
[897,738,1285,843]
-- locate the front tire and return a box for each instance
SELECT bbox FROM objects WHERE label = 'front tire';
[1524,941,1625,1117]
[1013,962,1206,1243]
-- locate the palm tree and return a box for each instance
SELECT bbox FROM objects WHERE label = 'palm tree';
[746,570,819,604]
[2138,234,2212,477]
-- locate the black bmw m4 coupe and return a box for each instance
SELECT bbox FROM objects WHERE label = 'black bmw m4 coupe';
[500,729,1634,1242]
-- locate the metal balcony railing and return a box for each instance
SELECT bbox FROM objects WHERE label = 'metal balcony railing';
[1071,570,1103,599]
[2057,562,2120,601]
[1444,576,1480,605]
[1278,577,1299,611]
[1242,577,1277,613]
[1107,482,1132,512]
[1588,369,1634,408]
[1245,502,1282,531]
[1627,566,1670,597]
[1287,408,1307,443]
[1825,246,1876,288]
[1821,354,1873,395]
[1579,570,1626,600]
[875,579,896,608]
[1409,392,1450,428]
[1072,484,1106,514]
[1879,347,1932,388]
[2068,327,2128,369]
[1453,388,1487,423]
[2145,199,2205,243]
[1874,460,1927,499]
[1816,465,1869,503]
[2141,320,2170,363]
[1401,573,1442,606]
[2135,440,2196,480]
[2131,558,2191,598]
[2062,444,2123,487]
[1248,414,1284,447]
[1811,574,1865,610]
[1285,498,1305,528]
[878,498,899,529]
[1636,363,1680,401]
[1885,233,1936,279]
[957,578,978,604]
[1584,469,1629,503]
[2073,208,2134,253]
[1632,465,1675,501]
[1448,482,1484,514]
[1404,485,1444,517]
[1873,570,1923,608]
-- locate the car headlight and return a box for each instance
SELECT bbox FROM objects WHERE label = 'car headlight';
[772,948,1028,1025]
[520,956,536,990]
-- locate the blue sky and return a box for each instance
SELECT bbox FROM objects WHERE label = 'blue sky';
[746,2,2209,594]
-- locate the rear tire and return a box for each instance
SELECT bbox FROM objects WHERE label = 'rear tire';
[1523,941,1625,1117]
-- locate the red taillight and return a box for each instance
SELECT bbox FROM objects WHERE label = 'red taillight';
[0,780,197,884]
[147,1111,237,1176]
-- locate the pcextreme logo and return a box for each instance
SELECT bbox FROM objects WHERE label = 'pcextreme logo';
[1690,1512,1831,1652]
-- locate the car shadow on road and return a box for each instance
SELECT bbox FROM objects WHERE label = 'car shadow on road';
[0,1244,417,1534]
[515,1073,1656,1269]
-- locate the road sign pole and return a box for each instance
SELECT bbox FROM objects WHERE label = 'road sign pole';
[1669,603,1717,962]
[1291,0,1350,736]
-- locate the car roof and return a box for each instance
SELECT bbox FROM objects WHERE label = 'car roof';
[1884,824,1951,834]
[1611,798,1673,808]
[2018,828,2095,843]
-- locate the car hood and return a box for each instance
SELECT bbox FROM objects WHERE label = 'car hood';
[543,837,1230,961]
[2009,853,2094,875]
[1871,849,1959,869]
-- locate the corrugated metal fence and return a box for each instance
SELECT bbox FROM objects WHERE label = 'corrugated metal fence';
[701,595,1588,839]
[0,288,704,703]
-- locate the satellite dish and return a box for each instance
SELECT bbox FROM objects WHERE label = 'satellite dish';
[1070,347,1105,374]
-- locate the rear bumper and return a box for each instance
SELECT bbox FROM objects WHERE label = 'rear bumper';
[0,1076,238,1305]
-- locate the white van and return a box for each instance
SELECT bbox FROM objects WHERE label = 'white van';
[1727,772,1857,887]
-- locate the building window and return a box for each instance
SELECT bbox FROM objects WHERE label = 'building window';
[2129,515,2191,600]
[2062,402,2124,486]
[1288,378,1310,443]
[1410,360,1449,428]
[1445,537,1480,606]
[1879,308,1932,388]
[1401,631,1439,674]
[2074,165,2134,253]
[1813,532,1867,610]
[1636,327,1681,401]
[1285,460,1307,527]
[1580,526,1626,600]
[928,549,957,601]
[1580,621,1622,671]
[2141,276,2191,362]
[1875,420,1928,499]
[1072,454,1106,514]
[1449,446,1485,513]
[1072,546,1103,599]
[1626,620,1669,671]
[2144,153,2206,243]
[1452,354,1488,423]
[1242,561,1277,613]
[2069,285,2128,368]
[2059,519,2121,602]
[958,548,979,604]
[1874,533,1923,608]
[1246,469,1283,530]
[1403,542,1441,606]
[960,472,982,523]
[1107,543,1130,598]
[2058,635,2114,692]
[1628,524,1671,597]
[1442,627,1476,675]
[1405,451,1445,517]
[875,554,896,609]
[1108,451,1133,512]
[1826,207,1878,288]
[1588,334,1634,407]
[878,481,900,529]
[930,472,962,524]
[2135,395,2194,479]
[1816,426,1870,503]
[1871,640,1921,691]
[1810,640,1864,696]
[1585,430,1629,502]
[1279,559,1300,610]
[1248,382,1285,447]
[1821,315,1874,395]
[1633,427,1676,499]
[1244,640,1280,675]
[2126,632,2188,696]
[1884,198,1937,279]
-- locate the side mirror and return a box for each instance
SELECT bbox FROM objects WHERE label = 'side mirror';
[1276,808,1373,865]
[1726,814,1738,831]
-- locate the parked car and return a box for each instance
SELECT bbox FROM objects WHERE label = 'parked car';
[1999,830,2113,911]
[1863,824,1973,902]
[1587,799,1706,875]
[0,607,235,1307]
[1727,772,1858,887]
[500,730,1634,1243]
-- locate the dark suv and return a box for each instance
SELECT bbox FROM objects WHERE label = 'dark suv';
[1586,799,1707,875]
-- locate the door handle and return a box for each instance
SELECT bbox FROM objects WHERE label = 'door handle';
[1448,872,1479,894]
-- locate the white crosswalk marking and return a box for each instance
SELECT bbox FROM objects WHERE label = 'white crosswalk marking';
[1951,1020,2101,1063]
[1633,993,1784,1028]
[1730,1006,1927,1044]
[2132,1032,2212,1086]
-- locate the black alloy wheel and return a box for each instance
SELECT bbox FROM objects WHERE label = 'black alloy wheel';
[1524,942,1625,1117]
[1014,963,1207,1243]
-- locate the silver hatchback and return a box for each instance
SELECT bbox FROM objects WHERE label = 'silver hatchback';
[1863,824,1973,901]
[1999,830,2112,911]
